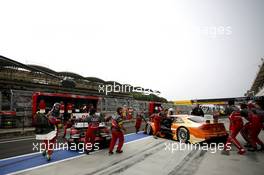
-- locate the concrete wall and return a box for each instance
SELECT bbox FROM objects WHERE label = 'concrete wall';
[0,89,175,127]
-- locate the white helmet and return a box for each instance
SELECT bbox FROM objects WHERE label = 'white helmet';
[168,108,174,112]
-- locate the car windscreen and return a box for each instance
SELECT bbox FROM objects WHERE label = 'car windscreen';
[188,116,205,123]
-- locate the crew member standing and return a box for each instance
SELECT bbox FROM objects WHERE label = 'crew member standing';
[240,103,251,147]
[151,107,161,139]
[62,102,74,138]
[85,108,101,154]
[247,103,264,151]
[168,108,175,116]
[38,99,46,114]
[121,105,127,120]
[63,117,74,139]
[135,111,146,134]
[43,103,61,161]
[127,107,133,120]
[109,107,126,155]
[191,104,204,117]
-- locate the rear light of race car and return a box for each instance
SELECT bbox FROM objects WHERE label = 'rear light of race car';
[200,124,225,132]
[200,125,211,130]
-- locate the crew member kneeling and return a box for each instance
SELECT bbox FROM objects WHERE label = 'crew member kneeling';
[223,111,246,155]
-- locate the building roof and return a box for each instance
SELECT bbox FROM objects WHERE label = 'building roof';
[0,55,60,79]
[27,64,58,75]
[0,55,33,71]
[0,55,117,85]
[86,77,105,83]
[249,60,264,95]
[0,55,158,95]
[58,71,84,79]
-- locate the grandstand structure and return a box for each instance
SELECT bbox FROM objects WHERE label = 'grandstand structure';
[0,55,170,128]
[247,58,264,96]
[0,55,130,97]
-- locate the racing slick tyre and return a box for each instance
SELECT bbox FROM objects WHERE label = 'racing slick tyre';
[146,124,153,135]
[218,135,228,143]
[100,139,111,149]
[177,127,190,143]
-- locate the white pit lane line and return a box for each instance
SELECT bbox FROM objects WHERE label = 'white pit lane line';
[1,132,145,162]
[0,137,35,144]
[7,133,151,175]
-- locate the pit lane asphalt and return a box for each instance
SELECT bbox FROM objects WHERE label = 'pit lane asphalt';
[0,117,229,159]
[0,136,44,160]
[13,118,264,175]
[15,136,198,175]
[0,132,151,175]
[0,123,140,159]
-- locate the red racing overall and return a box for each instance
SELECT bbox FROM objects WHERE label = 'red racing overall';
[224,111,245,154]
[240,122,251,144]
[248,113,264,150]
[44,116,60,157]
[109,115,124,153]
[63,119,73,138]
[85,115,100,152]
[39,100,46,113]
[153,114,161,136]
[135,114,143,133]
[41,103,61,160]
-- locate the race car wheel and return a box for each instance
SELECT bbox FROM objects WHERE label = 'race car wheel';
[146,124,152,135]
[218,135,228,143]
[100,139,111,149]
[177,127,190,143]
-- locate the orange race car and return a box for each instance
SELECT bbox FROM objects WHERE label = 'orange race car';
[146,115,228,143]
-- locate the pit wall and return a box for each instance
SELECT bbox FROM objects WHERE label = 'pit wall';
[0,90,174,128]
